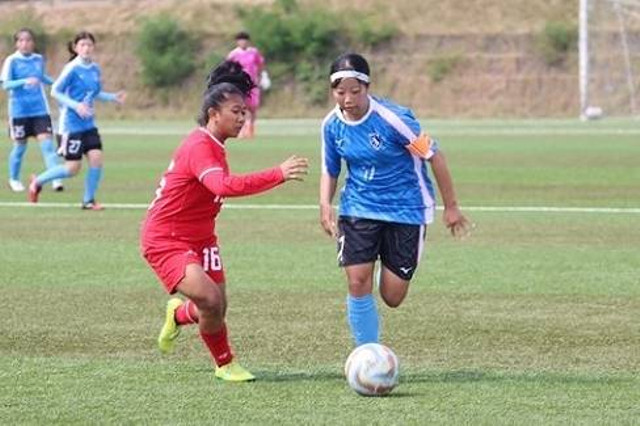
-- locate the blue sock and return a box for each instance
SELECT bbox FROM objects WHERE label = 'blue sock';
[83,167,103,203]
[8,142,27,180]
[36,165,72,186]
[39,138,60,170]
[347,293,379,346]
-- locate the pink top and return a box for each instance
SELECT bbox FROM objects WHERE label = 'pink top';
[227,46,265,84]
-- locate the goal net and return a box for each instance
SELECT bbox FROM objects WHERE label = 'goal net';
[580,0,640,119]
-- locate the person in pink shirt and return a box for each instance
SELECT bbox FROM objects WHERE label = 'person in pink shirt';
[227,31,265,138]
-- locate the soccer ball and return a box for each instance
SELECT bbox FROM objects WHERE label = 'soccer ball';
[344,343,399,396]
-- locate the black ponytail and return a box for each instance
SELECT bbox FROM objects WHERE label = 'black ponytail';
[204,60,254,95]
[197,60,255,126]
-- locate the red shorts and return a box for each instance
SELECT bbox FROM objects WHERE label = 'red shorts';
[141,237,226,294]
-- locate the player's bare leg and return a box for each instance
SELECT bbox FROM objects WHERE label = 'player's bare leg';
[175,264,255,381]
[378,266,410,308]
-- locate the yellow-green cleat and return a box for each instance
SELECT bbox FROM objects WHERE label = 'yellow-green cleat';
[158,298,183,354]
[215,360,256,382]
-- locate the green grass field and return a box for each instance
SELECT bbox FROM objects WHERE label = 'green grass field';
[1,119,638,424]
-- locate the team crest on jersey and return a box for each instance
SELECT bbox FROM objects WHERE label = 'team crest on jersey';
[369,133,383,150]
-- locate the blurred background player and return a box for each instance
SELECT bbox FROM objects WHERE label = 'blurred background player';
[226,31,265,138]
[28,31,126,210]
[1,28,64,193]
[141,61,308,382]
[319,53,470,347]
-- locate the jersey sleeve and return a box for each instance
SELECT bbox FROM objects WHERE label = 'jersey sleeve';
[387,106,421,144]
[95,66,103,96]
[382,103,439,160]
[188,140,225,181]
[1,57,12,84]
[399,109,439,159]
[321,122,341,178]
[404,132,439,159]
[96,91,117,102]
[52,65,80,109]
[42,73,55,85]
[189,140,284,197]
[1,57,26,90]
[201,167,284,197]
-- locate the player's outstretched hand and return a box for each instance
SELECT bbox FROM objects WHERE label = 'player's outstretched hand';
[280,155,309,181]
[443,206,473,239]
[115,90,127,104]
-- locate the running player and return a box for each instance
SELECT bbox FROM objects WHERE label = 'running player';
[319,53,470,347]
[1,28,63,192]
[226,31,265,138]
[28,31,126,210]
[141,60,308,382]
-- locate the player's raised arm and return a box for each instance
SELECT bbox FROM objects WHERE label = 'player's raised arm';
[199,155,308,198]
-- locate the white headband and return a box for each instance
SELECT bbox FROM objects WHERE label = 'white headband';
[329,70,370,84]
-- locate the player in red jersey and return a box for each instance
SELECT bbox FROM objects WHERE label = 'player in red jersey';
[141,61,308,382]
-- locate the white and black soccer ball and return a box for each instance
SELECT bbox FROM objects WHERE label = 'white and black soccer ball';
[344,343,399,396]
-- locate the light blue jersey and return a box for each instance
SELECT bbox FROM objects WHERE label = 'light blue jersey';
[52,57,116,134]
[1,51,52,118]
[321,96,439,225]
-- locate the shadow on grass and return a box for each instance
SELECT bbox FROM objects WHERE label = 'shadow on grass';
[249,370,422,397]
[188,365,636,387]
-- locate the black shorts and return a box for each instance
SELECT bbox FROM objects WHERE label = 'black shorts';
[58,128,102,161]
[337,216,426,281]
[8,115,52,140]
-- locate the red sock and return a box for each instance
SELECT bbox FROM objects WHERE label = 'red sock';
[200,323,233,367]
[175,300,198,326]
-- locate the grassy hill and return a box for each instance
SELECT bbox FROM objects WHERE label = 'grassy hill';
[0,0,583,118]
[0,0,577,35]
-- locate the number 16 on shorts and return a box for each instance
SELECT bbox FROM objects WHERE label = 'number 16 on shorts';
[202,246,222,272]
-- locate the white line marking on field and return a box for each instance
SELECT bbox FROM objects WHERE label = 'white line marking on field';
[99,127,640,137]
[0,201,638,214]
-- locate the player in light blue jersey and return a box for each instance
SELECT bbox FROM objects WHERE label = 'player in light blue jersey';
[319,53,470,348]
[1,28,64,193]
[28,31,126,210]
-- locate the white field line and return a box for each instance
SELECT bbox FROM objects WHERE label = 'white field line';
[99,127,640,137]
[0,201,638,214]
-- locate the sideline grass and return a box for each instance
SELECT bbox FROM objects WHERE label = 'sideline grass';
[1,120,638,424]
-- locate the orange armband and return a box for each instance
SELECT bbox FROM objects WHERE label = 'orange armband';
[406,132,434,159]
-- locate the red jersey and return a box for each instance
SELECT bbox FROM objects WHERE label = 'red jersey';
[142,128,284,243]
